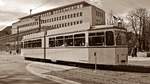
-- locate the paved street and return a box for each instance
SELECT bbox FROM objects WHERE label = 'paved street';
[0,54,59,84]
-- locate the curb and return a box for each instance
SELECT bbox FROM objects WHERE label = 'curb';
[26,63,81,84]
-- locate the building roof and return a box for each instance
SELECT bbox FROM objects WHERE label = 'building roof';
[20,1,91,20]
[92,25,127,30]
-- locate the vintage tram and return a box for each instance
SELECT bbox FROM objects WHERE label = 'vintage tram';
[21,25,128,65]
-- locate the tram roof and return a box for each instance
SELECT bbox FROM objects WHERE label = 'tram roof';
[92,25,127,30]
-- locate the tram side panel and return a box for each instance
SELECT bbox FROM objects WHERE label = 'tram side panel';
[88,48,116,65]
[115,48,128,64]
[22,48,44,59]
[46,48,89,63]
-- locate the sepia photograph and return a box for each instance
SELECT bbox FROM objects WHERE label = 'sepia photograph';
[0,0,150,84]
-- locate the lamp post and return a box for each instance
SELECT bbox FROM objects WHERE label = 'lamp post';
[16,26,19,54]
[33,15,47,59]
[94,52,97,72]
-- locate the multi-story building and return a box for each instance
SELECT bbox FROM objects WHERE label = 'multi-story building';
[12,1,105,34]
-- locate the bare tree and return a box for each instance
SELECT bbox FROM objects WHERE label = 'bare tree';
[127,8,148,54]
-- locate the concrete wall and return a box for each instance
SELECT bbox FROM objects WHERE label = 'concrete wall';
[91,6,105,26]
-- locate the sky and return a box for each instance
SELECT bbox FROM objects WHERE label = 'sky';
[0,0,150,30]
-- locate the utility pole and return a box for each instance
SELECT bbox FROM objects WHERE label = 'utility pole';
[44,28,47,60]
[16,26,19,54]
[38,15,41,32]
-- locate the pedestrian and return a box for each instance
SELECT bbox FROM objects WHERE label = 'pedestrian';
[9,51,12,54]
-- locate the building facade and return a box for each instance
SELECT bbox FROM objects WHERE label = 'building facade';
[12,1,105,35]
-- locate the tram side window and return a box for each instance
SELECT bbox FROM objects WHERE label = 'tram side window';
[23,39,42,48]
[21,42,23,48]
[65,35,73,46]
[89,32,104,46]
[56,36,64,46]
[49,38,55,47]
[24,41,28,48]
[106,31,114,46]
[34,39,42,48]
[74,34,85,46]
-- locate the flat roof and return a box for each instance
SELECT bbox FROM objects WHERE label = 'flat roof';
[20,1,91,20]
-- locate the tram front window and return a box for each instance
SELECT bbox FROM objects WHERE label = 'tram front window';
[89,32,104,46]
[106,31,114,46]
[74,34,85,46]
[116,31,127,45]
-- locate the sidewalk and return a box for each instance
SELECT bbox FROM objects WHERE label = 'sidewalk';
[26,61,150,84]
[128,56,150,61]
[128,56,150,66]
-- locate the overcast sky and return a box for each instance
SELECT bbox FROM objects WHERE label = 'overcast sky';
[0,0,150,30]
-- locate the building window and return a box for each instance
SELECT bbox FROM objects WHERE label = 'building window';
[71,14,73,18]
[73,13,76,17]
[68,15,70,19]
[65,23,67,27]
[62,24,64,27]
[74,34,85,46]
[62,16,64,20]
[59,24,61,28]
[77,13,79,17]
[71,22,73,26]
[54,17,56,21]
[80,12,83,16]
[77,21,79,24]
[74,21,76,25]
[57,17,59,21]
[59,16,61,20]
[65,15,67,19]
[52,18,54,22]
[68,22,70,26]
[80,20,83,24]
